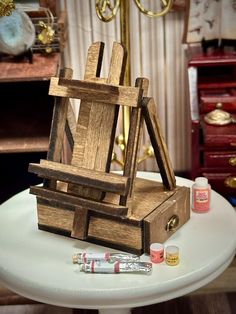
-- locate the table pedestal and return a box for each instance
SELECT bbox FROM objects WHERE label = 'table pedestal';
[99,309,131,314]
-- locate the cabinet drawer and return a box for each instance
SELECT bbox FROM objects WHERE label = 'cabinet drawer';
[200,89,236,114]
[202,172,236,196]
[202,120,236,148]
[204,151,236,167]
[200,96,236,113]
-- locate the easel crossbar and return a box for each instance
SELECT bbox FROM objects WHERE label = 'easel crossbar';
[29,160,130,196]
[30,186,128,217]
[49,77,141,107]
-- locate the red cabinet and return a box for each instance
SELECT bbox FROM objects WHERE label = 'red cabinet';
[188,52,236,203]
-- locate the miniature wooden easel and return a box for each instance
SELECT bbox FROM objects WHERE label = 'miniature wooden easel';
[29,42,189,254]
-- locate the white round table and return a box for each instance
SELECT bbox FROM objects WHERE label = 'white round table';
[0,172,235,314]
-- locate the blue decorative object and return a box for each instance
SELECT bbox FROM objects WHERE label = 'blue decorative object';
[0,9,35,55]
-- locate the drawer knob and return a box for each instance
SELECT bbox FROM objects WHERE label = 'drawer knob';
[166,215,179,232]
[224,177,236,189]
[229,157,236,166]
[216,102,223,109]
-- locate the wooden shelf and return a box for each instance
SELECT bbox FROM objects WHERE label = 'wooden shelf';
[0,137,49,154]
[0,96,52,153]
[0,53,60,82]
[198,81,236,90]
[0,0,62,203]
[0,57,58,154]
[188,52,236,67]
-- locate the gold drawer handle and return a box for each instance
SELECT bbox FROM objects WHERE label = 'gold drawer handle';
[224,177,236,189]
[216,102,223,109]
[229,157,236,166]
[166,215,179,232]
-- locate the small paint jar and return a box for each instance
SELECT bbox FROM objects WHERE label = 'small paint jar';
[192,177,211,213]
[165,245,179,266]
[150,243,164,263]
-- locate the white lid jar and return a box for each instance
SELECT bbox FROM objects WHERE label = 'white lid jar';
[192,177,211,213]
[195,177,208,187]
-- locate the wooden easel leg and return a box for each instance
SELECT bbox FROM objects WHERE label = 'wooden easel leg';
[120,78,149,211]
[142,97,176,190]
[44,68,73,189]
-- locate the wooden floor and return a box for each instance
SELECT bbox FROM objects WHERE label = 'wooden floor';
[132,293,236,314]
[0,292,235,314]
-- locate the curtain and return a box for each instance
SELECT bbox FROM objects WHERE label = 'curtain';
[59,0,190,173]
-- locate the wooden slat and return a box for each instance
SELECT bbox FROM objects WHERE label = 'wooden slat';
[68,42,126,200]
[37,200,74,232]
[65,100,76,150]
[67,42,105,199]
[29,160,130,196]
[45,68,73,189]
[36,195,141,253]
[69,42,104,165]
[142,97,176,190]
[49,77,140,108]
[71,206,88,240]
[88,216,142,252]
[84,41,104,79]
[30,186,128,216]
[120,78,149,212]
[47,68,73,162]
[89,77,107,83]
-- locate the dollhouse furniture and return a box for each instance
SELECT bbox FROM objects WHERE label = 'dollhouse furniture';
[0,0,65,204]
[188,51,236,203]
[0,172,235,314]
[0,53,60,154]
[28,41,190,255]
[0,53,61,203]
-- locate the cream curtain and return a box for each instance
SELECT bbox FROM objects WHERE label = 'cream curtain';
[59,0,190,173]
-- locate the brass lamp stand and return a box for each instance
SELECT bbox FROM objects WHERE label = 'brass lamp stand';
[95,0,173,167]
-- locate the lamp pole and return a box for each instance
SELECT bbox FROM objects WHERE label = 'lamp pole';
[120,0,131,146]
[95,0,173,165]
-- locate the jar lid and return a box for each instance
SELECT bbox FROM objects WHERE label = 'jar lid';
[195,177,208,186]
[165,245,179,254]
